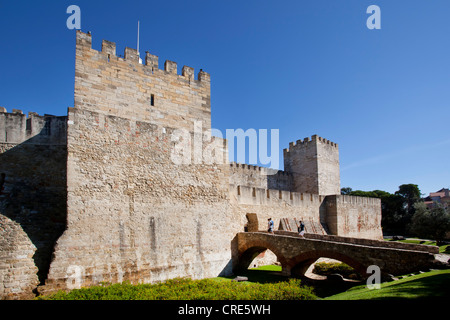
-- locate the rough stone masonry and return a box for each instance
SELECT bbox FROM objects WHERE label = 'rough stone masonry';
[0,30,382,299]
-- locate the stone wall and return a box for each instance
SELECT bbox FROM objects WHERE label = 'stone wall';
[0,215,39,300]
[326,195,383,240]
[230,186,382,240]
[230,185,328,232]
[0,109,67,145]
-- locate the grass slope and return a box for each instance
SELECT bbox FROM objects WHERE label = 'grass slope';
[325,269,450,300]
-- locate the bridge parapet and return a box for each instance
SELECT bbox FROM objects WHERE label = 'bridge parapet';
[274,231,439,254]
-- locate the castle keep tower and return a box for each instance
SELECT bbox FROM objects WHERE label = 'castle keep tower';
[284,135,340,195]
[42,31,232,294]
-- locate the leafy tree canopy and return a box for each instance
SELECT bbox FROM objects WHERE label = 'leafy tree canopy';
[409,202,450,245]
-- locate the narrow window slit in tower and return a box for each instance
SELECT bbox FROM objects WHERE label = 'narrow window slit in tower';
[150,94,155,106]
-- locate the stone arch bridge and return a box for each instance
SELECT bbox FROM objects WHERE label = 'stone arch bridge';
[233,231,441,279]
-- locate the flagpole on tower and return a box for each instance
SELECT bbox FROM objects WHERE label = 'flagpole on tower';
[137,20,142,64]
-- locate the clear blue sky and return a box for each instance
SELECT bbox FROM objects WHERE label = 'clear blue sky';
[1,0,449,196]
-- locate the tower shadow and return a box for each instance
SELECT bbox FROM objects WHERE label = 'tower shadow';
[0,116,67,285]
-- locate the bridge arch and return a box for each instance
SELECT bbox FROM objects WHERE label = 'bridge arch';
[234,238,288,273]
[287,250,368,279]
[235,232,440,281]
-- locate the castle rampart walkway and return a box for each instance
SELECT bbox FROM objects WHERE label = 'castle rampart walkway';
[234,231,441,278]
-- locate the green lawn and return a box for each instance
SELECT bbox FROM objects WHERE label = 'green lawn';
[218,264,287,283]
[324,269,450,300]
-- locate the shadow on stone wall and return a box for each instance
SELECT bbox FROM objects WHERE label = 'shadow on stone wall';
[0,128,67,285]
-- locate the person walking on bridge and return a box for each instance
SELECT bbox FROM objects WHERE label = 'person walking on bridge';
[298,220,305,238]
[268,218,274,234]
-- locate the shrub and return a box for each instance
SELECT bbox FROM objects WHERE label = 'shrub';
[313,262,362,280]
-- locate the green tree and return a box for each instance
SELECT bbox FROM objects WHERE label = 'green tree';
[378,192,406,234]
[409,202,450,245]
[395,184,422,215]
[393,184,422,233]
[341,187,353,195]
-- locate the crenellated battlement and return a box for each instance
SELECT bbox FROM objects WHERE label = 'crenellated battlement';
[74,30,212,131]
[77,30,210,83]
[329,194,381,206]
[233,184,326,206]
[283,134,338,154]
[0,107,67,145]
[229,162,293,191]
[229,162,290,176]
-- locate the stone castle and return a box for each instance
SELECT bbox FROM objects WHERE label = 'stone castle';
[0,31,382,299]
